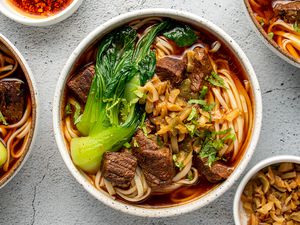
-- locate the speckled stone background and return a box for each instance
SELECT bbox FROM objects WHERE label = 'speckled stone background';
[0,0,299,224]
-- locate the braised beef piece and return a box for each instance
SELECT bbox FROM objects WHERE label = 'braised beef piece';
[67,64,95,104]
[101,151,137,188]
[194,156,233,183]
[133,130,175,187]
[272,0,300,23]
[156,57,186,85]
[0,79,25,124]
[186,47,212,92]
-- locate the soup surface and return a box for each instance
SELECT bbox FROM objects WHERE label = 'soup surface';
[61,17,254,207]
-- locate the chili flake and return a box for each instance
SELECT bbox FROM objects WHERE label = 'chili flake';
[9,0,73,16]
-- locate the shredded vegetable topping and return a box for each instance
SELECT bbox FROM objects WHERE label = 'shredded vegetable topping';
[242,163,300,225]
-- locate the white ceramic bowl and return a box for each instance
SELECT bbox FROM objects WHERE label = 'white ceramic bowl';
[53,8,262,217]
[233,155,300,225]
[0,34,38,188]
[243,0,300,69]
[0,0,82,26]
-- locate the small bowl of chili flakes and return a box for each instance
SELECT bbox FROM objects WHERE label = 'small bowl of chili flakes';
[0,0,83,26]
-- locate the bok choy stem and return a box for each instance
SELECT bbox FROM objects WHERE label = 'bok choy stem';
[71,22,172,174]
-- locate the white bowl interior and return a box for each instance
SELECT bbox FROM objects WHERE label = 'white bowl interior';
[234,155,300,225]
[0,34,39,189]
[53,8,262,217]
[0,0,82,26]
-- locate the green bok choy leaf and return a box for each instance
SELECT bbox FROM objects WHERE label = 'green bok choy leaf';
[71,21,171,174]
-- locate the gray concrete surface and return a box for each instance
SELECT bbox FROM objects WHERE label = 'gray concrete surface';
[0,0,299,224]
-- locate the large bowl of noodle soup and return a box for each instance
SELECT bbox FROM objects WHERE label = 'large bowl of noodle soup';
[53,9,262,217]
[0,34,38,188]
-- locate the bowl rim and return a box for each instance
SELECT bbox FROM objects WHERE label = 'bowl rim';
[53,8,262,217]
[243,0,300,69]
[233,155,300,225]
[0,33,39,188]
[0,0,83,26]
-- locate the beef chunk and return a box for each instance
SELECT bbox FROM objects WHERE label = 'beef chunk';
[67,65,95,104]
[194,156,233,183]
[0,79,25,124]
[134,130,159,152]
[101,152,137,188]
[272,0,300,23]
[156,57,186,85]
[133,130,175,187]
[186,47,212,92]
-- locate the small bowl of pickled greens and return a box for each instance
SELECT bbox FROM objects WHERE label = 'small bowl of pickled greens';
[234,155,300,225]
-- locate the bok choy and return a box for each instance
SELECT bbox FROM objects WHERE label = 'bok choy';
[71,21,171,174]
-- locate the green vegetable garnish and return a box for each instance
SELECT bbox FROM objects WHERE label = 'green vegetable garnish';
[206,71,226,89]
[185,124,196,137]
[0,111,8,126]
[260,19,265,26]
[188,99,206,105]
[133,89,147,102]
[137,51,157,86]
[163,24,197,47]
[189,97,216,121]
[200,141,221,167]
[123,142,131,148]
[65,103,72,115]
[173,154,184,170]
[199,85,208,99]
[187,173,193,181]
[203,102,216,112]
[0,141,7,167]
[71,22,171,174]
[188,99,215,112]
[223,133,236,141]
[199,129,235,167]
[156,136,163,147]
[293,22,300,33]
[212,128,233,135]
[73,101,82,125]
[268,32,274,39]
[139,112,148,137]
[187,107,197,121]
[133,139,139,148]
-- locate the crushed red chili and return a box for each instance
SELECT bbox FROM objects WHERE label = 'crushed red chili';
[9,0,73,16]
